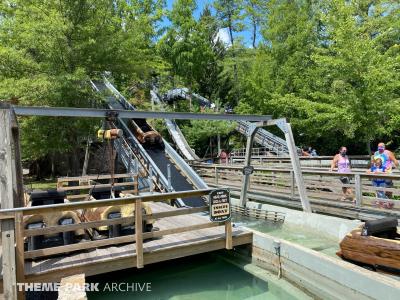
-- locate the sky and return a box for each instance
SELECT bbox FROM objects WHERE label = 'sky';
[162,0,257,47]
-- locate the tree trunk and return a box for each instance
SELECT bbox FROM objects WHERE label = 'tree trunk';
[35,161,41,181]
[228,22,239,104]
[252,25,256,48]
[72,147,80,176]
[82,138,91,176]
[50,152,55,179]
[366,140,371,156]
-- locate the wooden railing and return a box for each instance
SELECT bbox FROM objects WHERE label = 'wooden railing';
[227,153,371,169]
[0,189,233,297]
[192,164,400,211]
[56,173,139,200]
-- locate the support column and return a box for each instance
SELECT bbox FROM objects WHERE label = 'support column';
[0,105,18,299]
[277,120,311,212]
[239,124,259,207]
[81,137,91,177]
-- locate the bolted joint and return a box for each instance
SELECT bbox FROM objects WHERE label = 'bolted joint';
[276,119,288,134]
[246,123,258,137]
[105,110,119,122]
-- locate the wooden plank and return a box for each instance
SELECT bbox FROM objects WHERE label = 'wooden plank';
[25,234,137,259]
[25,206,209,237]
[14,212,25,300]
[10,110,24,209]
[0,106,18,300]
[25,216,135,237]
[355,174,362,207]
[57,173,134,182]
[143,206,208,220]
[23,232,253,283]
[0,189,213,217]
[147,221,222,239]
[58,181,136,191]
[135,200,143,268]
[0,213,16,220]
[25,211,220,259]
[225,220,233,250]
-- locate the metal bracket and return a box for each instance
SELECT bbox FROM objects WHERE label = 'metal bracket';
[246,123,257,137]
[105,110,119,122]
[242,166,254,175]
[276,119,288,134]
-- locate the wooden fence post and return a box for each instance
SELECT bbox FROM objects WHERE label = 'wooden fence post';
[135,199,144,268]
[15,212,26,299]
[134,174,139,195]
[225,220,233,250]
[0,105,18,299]
[355,174,362,207]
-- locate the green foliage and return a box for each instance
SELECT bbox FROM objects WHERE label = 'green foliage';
[238,0,400,154]
[1,0,399,162]
[0,0,164,173]
[157,2,226,99]
[181,118,237,154]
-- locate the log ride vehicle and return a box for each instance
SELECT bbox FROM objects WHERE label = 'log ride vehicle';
[337,217,400,274]
[80,186,154,239]
[23,190,84,251]
[128,118,164,149]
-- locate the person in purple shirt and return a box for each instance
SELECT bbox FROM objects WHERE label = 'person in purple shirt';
[330,146,354,201]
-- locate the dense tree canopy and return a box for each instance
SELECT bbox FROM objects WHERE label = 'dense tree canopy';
[1,0,399,174]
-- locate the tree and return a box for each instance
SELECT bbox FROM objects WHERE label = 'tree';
[310,0,400,152]
[182,118,237,156]
[214,0,245,104]
[0,0,164,175]
[158,2,227,100]
[157,0,198,89]
[244,0,267,48]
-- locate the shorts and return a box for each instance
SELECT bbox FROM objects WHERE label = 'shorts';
[385,180,393,187]
[340,177,350,184]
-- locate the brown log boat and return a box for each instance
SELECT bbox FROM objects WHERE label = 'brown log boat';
[337,217,400,273]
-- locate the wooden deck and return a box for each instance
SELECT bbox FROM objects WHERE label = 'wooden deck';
[21,202,251,283]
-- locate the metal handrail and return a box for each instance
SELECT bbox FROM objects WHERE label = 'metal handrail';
[151,89,200,161]
[162,86,291,155]
[236,120,291,155]
[163,140,208,189]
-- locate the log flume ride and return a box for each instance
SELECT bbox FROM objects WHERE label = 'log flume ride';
[337,217,400,274]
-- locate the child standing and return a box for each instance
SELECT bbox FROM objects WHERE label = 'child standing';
[368,158,387,199]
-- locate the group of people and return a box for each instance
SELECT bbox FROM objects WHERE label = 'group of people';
[301,146,318,157]
[330,143,398,208]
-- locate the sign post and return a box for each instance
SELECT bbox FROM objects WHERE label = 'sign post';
[209,189,232,249]
[239,124,259,207]
[209,189,231,222]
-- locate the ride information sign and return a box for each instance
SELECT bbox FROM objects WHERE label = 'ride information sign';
[242,166,254,175]
[209,189,231,222]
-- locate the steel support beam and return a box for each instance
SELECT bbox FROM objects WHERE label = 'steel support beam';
[237,118,311,212]
[239,124,259,207]
[13,106,272,122]
[276,120,311,213]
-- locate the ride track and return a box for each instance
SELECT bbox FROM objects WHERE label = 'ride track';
[91,79,209,207]
[156,87,295,158]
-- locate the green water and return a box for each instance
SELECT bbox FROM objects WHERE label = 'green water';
[233,214,339,258]
[87,254,307,300]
